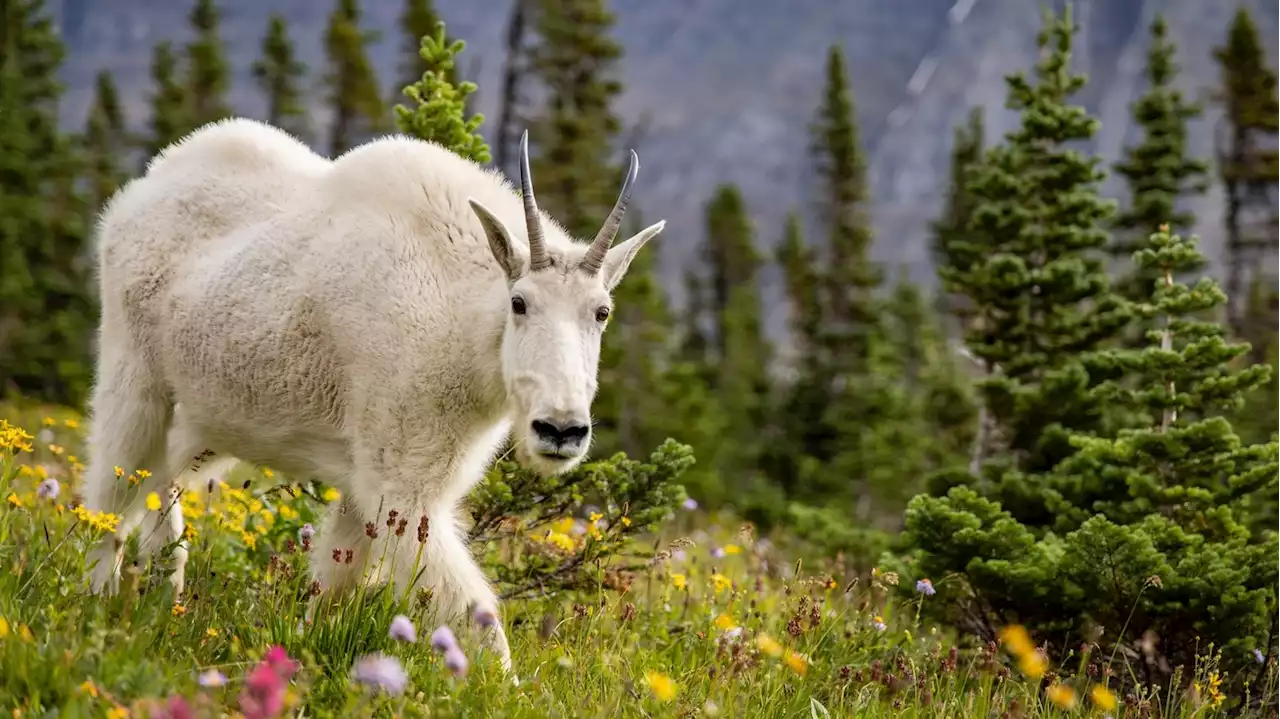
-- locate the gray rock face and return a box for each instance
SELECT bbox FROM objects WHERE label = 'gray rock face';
[46,0,1279,337]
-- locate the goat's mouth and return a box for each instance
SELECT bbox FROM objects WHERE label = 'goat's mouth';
[537,450,575,460]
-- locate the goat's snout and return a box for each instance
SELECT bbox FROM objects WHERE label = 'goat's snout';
[530,418,590,456]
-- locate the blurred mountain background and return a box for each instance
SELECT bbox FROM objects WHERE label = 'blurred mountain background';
[42,0,1279,336]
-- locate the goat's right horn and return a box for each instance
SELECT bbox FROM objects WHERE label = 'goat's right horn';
[580,149,639,276]
[519,130,551,272]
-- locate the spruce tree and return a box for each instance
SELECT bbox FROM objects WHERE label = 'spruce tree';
[931,106,984,331]
[394,22,488,164]
[1112,13,1209,302]
[82,71,129,216]
[0,0,96,406]
[394,0,455,106]
[526,0,624,239]
[143,41,188,165]
[1212,7,1279,336]
[252,13,310,141]
[929,6,1128,500]
[323,0,386,157]
[184,0,232,128]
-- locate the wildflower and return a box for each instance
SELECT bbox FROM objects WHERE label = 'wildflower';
[321,487,340,502]
[36,478,59,501]
[78,679,98,697]
[998,625,1035,657]
[0,420,34,453]
[1255,648,1266,664]
[711,547,725,559]
[915,578,935,596]
[1018,652,1048,680]
[114,466,125,478]
[713,613,736,631]
[430,625,459,653]
[1045,682,1077,709]
[298,523,315,543]
[352,653,409,696]
[145,492,162,512]
[644,670,677,702]
[0,617,8,638]
[137,469,152,479]
[1090,684,1117,712]
[239,663,287,719]
[42,417,55,427]
[710,573,731,594]
[158,696,194,719]
[206,628,219,637]
[389,615,416,643]
[443,647,469,678]
[621,516,632,527]
[6,493,22,508]
[198,669,228,687]
[105,707,128,719]
[65,418,79,429]
[872,616,886,632]
[588,511,603,523]
[172,603,188,617]
[473,606,498,630]
[682,497,698,511]
[723,544,741,555]
[670,573,687,590]
[784,651,808,676]
[263,646,298,680]
[755,633,783,658]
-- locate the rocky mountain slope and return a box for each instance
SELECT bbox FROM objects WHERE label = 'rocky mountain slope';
[45,0,1278,333]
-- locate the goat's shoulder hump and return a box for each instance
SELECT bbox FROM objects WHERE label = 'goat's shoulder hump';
[145,117,326,179]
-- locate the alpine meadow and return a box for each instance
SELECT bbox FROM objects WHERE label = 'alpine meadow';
[1,0,1278,717]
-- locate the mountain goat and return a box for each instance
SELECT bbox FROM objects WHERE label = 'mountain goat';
[80,117,665,671]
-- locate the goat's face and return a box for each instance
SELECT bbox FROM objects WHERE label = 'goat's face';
[469,132,665,477]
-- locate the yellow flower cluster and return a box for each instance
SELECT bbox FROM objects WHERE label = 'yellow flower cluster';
[1194,670,1225,708]
[0,420,34,454]
[72,506,121,534]
[1001,625,1121,712]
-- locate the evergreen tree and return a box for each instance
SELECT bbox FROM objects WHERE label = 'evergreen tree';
[1212,7,1279,335]
[252,13,310,141]
[394,0,455,107]
[931,106,984,331]
[143,41,188,166]
[323,0,386,157]
[184,0,232,128]
[394,22,488,163]
[82,71,129,216]
[526,0,624,239]
[0,0,96,406]
[925,6,1128,505]
[1112,13,1209,302]
[810,44,882,365]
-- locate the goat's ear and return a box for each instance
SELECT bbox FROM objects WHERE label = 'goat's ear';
[469,198,525,281]
[601,220,665,291]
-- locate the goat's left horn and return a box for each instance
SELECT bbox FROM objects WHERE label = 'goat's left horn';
[580,149,639,275]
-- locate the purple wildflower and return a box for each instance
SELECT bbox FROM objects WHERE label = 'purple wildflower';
[36,477,59,501]
[298,523,315,542]
[444,647,469,678]
[430,625,459,653]
[159,696,195,719]
[1255,649,1267,664]
[711,547,725,559]
[352,653,409,696]
[473,606,498,630]
[915,578,936,596]
[388,614,416,643]
[682,497,698,511]
[197,668,228,687]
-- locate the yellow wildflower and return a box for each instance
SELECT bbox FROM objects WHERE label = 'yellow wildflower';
[114,466,124,478]
[172,603,187,617]
[64,418,79,429]
[78,680,98,697]
[710,573,731,594]
[0,420,34,453]
[184,525,198,542]
[643,670,677,702]
[0,617,9,638]
[723,544,741,555]
[206,627,219,637]
[784,651,808,676]
[262,468,274,479]
[48,444,65,456]
[105,706,128,719]
[136,469,152,479]
[278,505,298,520]
[670,573,687,590]
[321,487,340,502]
[145,493,162,512]
[1090,684,1117,712]
[755,633,783,658]
[1045,682,1077,709]
[713,613,735,631]
[588,512,603,523]
[17,624,33,642]
[552,516,575,534]
[544,531,575,552]
[998,624,1036,657]
[241,530,257,549]
[6,493,21,509]
[621,516,632,527]
[1018,652,1048,679]
[42,417,55,427]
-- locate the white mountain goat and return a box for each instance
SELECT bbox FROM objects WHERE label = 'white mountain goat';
[80,117,665,671]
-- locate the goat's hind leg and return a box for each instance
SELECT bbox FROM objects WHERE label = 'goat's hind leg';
[83,346,172,596]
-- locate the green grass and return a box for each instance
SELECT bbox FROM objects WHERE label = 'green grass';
[0,411,1270,718]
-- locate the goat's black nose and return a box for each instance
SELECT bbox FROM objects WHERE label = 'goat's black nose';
[532,419,590,446]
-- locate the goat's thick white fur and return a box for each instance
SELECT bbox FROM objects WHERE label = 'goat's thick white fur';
[81,117,665,672]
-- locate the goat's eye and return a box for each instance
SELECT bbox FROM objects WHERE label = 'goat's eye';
[511,296,527,315]
[595,307,610,323]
